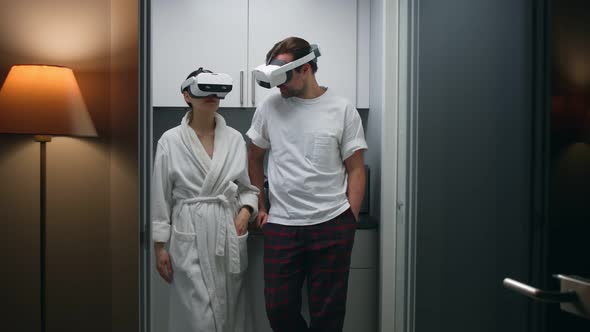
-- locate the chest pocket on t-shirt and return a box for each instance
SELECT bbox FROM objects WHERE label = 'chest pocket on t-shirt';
[305,133,341,172]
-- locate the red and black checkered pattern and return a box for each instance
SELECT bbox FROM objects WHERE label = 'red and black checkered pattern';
[262,208,357,332]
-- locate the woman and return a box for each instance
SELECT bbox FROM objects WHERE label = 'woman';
[151,68,258,332]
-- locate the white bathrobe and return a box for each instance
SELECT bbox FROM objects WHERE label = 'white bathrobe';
[151,112,259,332]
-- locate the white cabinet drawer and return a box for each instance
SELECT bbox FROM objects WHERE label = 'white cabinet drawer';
[351,228,379,269]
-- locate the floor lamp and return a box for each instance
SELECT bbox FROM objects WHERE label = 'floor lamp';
[0,65,97,332]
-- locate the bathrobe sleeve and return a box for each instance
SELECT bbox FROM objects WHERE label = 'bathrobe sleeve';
[151,141,173,243]
[235,138,259,223]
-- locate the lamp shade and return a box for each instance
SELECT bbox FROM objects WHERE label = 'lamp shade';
[0,65,97,137]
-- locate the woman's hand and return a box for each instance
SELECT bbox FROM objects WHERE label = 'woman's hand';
[234,207,251,236]
[155,242,173,283]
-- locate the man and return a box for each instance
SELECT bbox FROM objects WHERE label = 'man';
[246,36,367,332]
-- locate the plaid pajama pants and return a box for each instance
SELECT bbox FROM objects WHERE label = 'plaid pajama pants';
[262,208,357,332]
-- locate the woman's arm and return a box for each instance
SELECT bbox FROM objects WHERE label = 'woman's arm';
[151,141,174,282]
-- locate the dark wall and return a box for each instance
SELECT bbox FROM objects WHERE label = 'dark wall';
[548,0,590,330]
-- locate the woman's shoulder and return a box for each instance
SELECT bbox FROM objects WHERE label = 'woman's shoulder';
[157,125,183,146]
[222,125,246,144]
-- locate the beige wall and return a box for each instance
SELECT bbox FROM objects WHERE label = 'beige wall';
[0,136,42,331]
[109,0,139,330]
[0,0,138,330]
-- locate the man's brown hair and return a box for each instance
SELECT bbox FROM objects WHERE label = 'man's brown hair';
[265,36,318,74]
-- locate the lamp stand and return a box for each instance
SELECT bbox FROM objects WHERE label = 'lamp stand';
[34,135,51,332]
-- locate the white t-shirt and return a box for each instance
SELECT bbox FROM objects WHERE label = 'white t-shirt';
[246,88,368,226]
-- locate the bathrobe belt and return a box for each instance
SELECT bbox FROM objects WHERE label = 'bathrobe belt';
[179,182,242,274]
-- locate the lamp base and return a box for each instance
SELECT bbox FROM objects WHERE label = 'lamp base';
[34,135,52,142]
[34,136,50,332]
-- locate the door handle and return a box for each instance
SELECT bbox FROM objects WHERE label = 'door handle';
[504,275,590,320]
[503,278,578,303]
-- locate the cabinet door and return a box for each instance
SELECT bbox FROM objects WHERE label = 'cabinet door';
[151,0,248,107]
[245,234,274,332]
[248,0,358,107]
[344,269,378,332]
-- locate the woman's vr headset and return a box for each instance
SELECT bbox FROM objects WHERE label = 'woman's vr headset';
[181,69,233,99]
[253,44,321,89]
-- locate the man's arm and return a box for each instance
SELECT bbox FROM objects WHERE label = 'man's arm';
[344,150,366,220]
[247,143,268,227]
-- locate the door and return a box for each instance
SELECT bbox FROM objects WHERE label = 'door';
[501,0,590,329]
[151,0,248,107]
[396,0,590,331]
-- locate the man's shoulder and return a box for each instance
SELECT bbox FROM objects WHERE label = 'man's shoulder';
[319,89,352,109]
[259,93,284,111]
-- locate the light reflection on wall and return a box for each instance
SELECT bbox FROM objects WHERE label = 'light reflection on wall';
[0,0,110,67]
[554,0,590,91]
[552,0,590,142]
[552,142,590,213]
[563,49,590,89]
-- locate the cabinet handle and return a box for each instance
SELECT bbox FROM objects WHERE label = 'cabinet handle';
[251,72,256,106]
[240,70,244,106]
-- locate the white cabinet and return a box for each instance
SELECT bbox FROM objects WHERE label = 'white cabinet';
[343,269,378,332]
[345,229,378,332]
[152,0,368,108]
[247,0,358,107]
[151,0,248,107]
[357,0,371,108]
[244,234,273,332]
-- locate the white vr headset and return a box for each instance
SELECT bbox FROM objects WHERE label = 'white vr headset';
[181,71,233,99]
[253,44,321,89]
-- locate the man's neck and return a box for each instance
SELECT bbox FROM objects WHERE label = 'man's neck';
[300,79,326,99]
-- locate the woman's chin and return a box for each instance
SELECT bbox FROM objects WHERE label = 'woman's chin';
[196,104,219,113]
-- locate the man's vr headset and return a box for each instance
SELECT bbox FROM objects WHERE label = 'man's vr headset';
[181,68,233,99]
[253,44,321,89]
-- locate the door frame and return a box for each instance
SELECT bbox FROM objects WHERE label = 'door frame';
[139,0,152,331]
[379,0,416,331]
